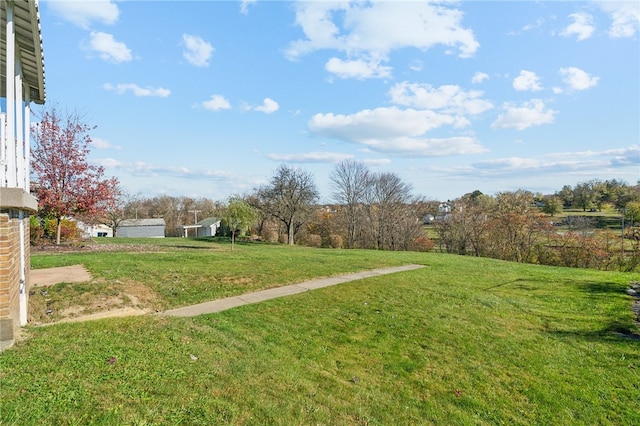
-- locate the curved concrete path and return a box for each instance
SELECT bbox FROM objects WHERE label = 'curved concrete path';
[160,264,425,317]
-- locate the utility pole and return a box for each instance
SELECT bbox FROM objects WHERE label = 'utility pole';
[621,208,626,256]
[189,209,201,224]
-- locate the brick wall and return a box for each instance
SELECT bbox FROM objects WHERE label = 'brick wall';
[0,212,30,343]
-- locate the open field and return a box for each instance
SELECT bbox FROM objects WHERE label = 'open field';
[1,239,639,424]
[556,209,625,231]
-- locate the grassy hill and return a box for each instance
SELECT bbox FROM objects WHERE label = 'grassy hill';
[1,239,638,425]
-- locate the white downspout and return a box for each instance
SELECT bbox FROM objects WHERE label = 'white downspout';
[6,2,16,187]
[19,210,27,326]
[24,91,31,192]
[15,58,24,190]
[20,72,33,327]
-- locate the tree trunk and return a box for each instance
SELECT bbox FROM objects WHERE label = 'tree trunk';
[56,217,62,245]
[288,223,295,245]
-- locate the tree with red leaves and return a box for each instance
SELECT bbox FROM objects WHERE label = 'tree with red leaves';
[31,108,120,244]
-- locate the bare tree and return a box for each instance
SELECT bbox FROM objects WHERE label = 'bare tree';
[363,172,415,250]
[255,164,319,245]
[330,160,369,248]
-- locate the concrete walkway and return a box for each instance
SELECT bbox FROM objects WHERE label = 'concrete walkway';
[160,264,425,318]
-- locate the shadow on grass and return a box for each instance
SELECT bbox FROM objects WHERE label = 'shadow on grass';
[483,279,523,291]
[484,277,557,291]
[578,281,626,295]
[554,280,640,342]
[485,278,640,342]
[550,322,640,343]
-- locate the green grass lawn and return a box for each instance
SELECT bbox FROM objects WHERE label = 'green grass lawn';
[2,239,639,424]
[28,238,431,322]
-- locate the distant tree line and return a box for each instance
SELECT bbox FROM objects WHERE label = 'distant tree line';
[553,179,636,212]
[434,185,640,271]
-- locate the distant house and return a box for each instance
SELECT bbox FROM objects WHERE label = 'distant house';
[118,218,166,238]
[182,217,221,238]
[84,223,113,238]
[89,223,113,238]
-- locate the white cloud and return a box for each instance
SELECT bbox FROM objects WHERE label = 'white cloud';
[325,57,392,79]
[89,137,121,150]
[471,72,489,84]
[46,0,119,29]
[559,67,599,91]
[85,32,132,63]
[491,99,557,130]
[96,159,234,181]
[182,34,214,67]
[522,18,545,32]
[468,145,640,177]
[361,136,487,157]
[389,82,493,115]
[104,83,170,98]
[311,107,457,139]
[266,151,353,163]
[513,70,543,92]
[409,60,424,72]
[309,107,487,157]
[286,1,478,79]
[597,1,640,38]
[240,0,257,15]
[507,18,545,36]
[473,157,543,171]
[250,98,280,114]
[560,12,595,41]
[202,95,231,111]
[553,145,639,166]
[362,158,392,167]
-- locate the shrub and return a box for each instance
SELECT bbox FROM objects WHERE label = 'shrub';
[43,218,80,242]
[328,234,343,249]
[411,235,435,252]
[261,229,279,243]
[30,216,44,245]
[306,234,322,248]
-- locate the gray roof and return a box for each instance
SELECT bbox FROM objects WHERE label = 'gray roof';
[120,218,166,227]
[197,217,221,227]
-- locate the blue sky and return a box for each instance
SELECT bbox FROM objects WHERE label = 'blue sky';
[38,0,639,202]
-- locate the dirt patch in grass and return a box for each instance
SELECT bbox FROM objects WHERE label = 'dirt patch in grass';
[120,279,163,311]
[31,288,159,324]
[28,264,161,325]
[31,265,92,287]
